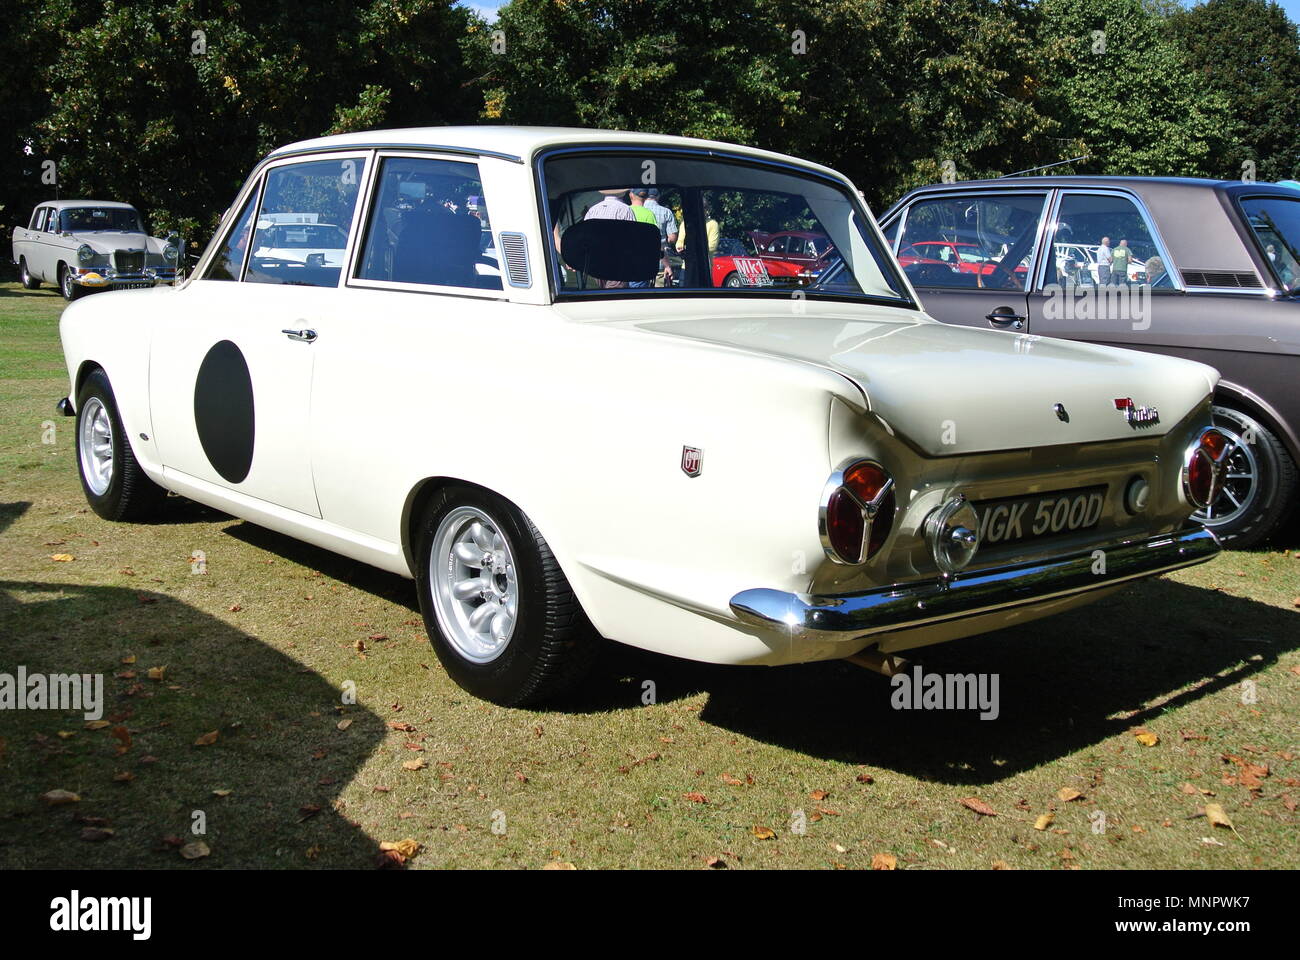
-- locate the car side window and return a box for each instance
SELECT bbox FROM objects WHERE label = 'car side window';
[896,193,1047,291]
[1050,193,1169,288]
[245,157,366,288]
[204,190,259,282]
[30,208,46,231]
[354,156,501,291]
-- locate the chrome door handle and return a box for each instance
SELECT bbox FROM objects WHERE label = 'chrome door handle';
[282,328,318,343]
[985,312,1025,329]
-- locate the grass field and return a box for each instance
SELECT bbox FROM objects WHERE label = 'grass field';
[1,280,1297,870]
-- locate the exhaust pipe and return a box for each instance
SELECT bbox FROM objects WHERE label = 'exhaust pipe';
[845,647,909,676]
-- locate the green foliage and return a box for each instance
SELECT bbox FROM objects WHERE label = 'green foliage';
[2,0,1297,258]
[1167,0,1300,181]
[1034,0,1237,176]
[18,0,477,246]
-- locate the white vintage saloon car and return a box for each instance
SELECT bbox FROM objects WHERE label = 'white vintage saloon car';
[58,127,1229,706]
[13,199,179,299]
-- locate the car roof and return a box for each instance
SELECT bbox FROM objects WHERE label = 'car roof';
[267,125,847,180]
[38,200,139,211]
[898,175,1300,199]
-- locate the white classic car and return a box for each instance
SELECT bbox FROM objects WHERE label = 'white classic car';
[57,127,1229,706]
[12,200,179,300]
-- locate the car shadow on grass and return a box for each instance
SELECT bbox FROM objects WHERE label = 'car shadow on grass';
[0,571,390,869]
[664,578,1295,785]
[192,514,1293,786]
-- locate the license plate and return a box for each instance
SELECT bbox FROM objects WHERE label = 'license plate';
[974,485,1106,546]
[115,281,152,289]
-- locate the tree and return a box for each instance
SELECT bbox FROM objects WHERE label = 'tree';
[22,0,480,246]
[471,0,1063,208]
[1034,0,1237,177]
[1166,0,1300,181]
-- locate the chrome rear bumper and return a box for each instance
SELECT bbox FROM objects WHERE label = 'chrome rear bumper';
[730,526,1219,644]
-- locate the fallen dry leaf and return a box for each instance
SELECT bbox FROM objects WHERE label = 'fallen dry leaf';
[1134,729,1160,747]
[80,827,114,842]
[683,792,709,804]
[387,721,416,733]
[1204,803,1234,831]
[41,790,80,806]
[194,730,219,746]
[543,861,577,870]
[1034,813,1055,831]
[991,860,1012,870]
[810,789,829,801]
[112,771,134,783]
[1057,788,1085,803]
[751,825,776,840]
[179,841,211,860]
[402,759,427,771]
[147,666,166,681]
[380,838,421,859]
[958,796,997,817]
[336,718,353,731]
[212,789,232,797]
[110,725,131,755]
[856,772,874,784]
[871,852,897,870]
[84,720,111,731]
[49,554,74,562]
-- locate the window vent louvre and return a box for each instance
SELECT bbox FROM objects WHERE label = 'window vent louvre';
[498,232,531,288]
[1180,269,1263,289]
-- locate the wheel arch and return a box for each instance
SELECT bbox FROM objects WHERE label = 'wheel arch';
[1213,379,1300,465]
[400,475,564,581]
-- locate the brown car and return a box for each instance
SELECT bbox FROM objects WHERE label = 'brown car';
[878,177,1300,548]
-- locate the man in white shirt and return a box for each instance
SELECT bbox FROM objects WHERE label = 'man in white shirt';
[1097,236,1113,285]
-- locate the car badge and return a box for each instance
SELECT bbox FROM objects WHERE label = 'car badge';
[1114,397,1160,426]
[1053,403,1069,422]
[681,446,703,478]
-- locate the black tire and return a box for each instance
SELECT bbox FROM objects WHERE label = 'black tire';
[415,485,598,706]
[722,272,743,288]
[59,263,84,301]
[18,257,40,290]
[75,368,167,521]
[1194,404,1298,549]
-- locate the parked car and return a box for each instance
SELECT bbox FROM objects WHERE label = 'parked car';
[880,177,1300,547]
[11,200,179,300]
[58,128,1225,706]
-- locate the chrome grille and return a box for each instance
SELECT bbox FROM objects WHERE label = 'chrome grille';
[113,250,145,274]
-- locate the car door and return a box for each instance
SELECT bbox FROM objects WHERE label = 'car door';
[1027,189,1183,350]
[149,152,369,518]
[308,151,508,543]
[28,207,57,281]
[886,190,1051,332]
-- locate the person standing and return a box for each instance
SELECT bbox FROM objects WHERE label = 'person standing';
[643,188,679,286]
[627,189,659,288]
[583,189,636,288]
[1111,239,1132,285]
[1096,236,1113,285]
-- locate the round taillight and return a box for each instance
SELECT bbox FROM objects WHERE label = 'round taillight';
[1183,428,1230,510]
[820,460,896,564]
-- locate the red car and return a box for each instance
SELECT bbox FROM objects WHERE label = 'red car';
[898,240,1028,280]
[712,230,835,287]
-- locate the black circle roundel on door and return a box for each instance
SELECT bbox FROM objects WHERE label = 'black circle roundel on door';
[193,340,255,484]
